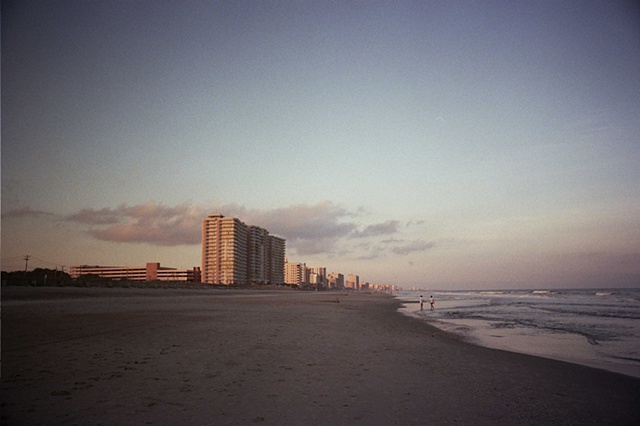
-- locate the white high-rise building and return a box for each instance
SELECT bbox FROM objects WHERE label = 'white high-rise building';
[202,214,285,286]
[285,261,306,287]
[202,214,248,285]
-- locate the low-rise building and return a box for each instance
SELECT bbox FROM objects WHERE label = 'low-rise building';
[69,262,201,283]
[285,261,307,287]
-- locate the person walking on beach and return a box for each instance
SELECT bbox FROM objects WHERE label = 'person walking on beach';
[429,295,435,310]
[419,295,424,311]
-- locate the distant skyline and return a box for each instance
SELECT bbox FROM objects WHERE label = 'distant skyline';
[2,1,639,289]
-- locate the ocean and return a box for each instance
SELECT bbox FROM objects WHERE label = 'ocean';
[396,288,640,378]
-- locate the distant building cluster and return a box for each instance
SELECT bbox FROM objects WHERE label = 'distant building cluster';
[285,262,330,289]
[285,262,347,290]
[69,213,396,290]
[369,283,400,292]
[283,261,396,291]
[201,214,285,286]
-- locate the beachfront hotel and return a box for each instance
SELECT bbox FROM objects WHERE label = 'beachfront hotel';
[284,261,306,287]
[346,273,360,290]
[309,266,327,289]
[248,225,285,286]
[69,262,201,283]
[201,214,285,286]
[267,234,286,286]
[327,272,344,290]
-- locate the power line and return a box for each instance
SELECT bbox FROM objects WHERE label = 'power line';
[1,256,23,270]
[29,255,65,267]
[0,256,26,261]
[1,254,67,272]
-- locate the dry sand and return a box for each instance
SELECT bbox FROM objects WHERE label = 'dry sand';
[1,287,639,425]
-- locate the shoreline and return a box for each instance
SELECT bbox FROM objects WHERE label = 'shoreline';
[2,287,639,425]
[397,300,640,380]
[397,296,640,379]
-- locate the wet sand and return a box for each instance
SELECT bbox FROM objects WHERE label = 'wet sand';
[2,287,639,425]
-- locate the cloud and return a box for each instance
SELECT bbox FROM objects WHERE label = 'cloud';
[66,201,208,246]
[57,200,447,264]
[391,240,437,256]
[63,200,427,258]
[355,246,387,260]
[67,207,127,225]
[381,237,404,244]
[243,201,358,255]
[353,237,439,260]
[2,206,53,218]
[245,201,356,240]
[65,200,360,252]
[351,220,400,238]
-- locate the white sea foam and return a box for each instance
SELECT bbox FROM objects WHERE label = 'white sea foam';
[397,288,640,378]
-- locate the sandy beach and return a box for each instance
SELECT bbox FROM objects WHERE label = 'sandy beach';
[2,287,639,425]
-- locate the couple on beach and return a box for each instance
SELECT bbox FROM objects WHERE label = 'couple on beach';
[420,295,434,311]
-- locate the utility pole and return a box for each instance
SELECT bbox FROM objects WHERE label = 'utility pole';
[24,254,31,286]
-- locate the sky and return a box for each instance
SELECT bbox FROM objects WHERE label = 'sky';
[2,0,640,290]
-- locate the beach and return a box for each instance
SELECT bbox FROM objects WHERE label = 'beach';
[397,289,640,379]
[2,287,639,425]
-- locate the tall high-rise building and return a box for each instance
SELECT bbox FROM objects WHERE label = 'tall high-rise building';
[346,274,360,290]
[268,236,286,286]
[202,214,248,285]
[327,272,344,289]
[248,225,269,284]
[309,266,327,289]
[202,214,285,286]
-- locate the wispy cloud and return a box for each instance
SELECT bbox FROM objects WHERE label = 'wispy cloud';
[391,240,437,256]
[406,219,425,227]
[62,200,432,258]
[67,207,129,225]
[355,246,387,260]
[243,201,358,255]
[64,200,360,252]
[2,206,53,218]
[350,220,400,238]
[66,202,208,246]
